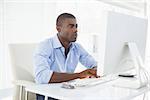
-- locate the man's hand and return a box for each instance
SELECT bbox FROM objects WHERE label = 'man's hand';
[78,69,100,79]
[49,68,100,83]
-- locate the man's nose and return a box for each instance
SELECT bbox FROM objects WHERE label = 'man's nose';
[74,27,78,33]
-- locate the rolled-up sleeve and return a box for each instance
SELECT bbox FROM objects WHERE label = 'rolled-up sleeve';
[78,44,97,69]
[33,40,53,84]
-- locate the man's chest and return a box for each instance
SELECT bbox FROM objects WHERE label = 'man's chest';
[48,49,80,72]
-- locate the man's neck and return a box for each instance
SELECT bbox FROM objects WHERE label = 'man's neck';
[57,34,71,49]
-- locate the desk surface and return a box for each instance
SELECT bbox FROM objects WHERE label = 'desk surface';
[26,80,149,100]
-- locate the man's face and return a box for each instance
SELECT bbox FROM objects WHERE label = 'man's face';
[57,18,78,42]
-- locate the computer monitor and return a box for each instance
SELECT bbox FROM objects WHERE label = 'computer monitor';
[97,11,148,76]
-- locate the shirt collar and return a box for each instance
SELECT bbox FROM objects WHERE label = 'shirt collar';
[52,34,75,50]
[52,34,63,49]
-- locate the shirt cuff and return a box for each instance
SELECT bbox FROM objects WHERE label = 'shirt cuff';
[92,66,97,70]
[35,70,53,84]
[45,70,53,83]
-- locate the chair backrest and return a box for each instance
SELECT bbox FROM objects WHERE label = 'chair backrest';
[9,43,37,82]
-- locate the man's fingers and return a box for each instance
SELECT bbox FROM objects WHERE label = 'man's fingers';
[96,75,100,78]
[88,69,101,78]
[79,69,100,79]
[89,69,97,75]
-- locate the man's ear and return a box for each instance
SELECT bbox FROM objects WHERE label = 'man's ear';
[56,26,61,32]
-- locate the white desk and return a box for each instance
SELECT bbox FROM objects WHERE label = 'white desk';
[25,79,149,100]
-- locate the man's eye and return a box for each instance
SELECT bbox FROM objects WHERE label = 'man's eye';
[70,25,74,28]
[73,24,78,28]
[69,24,78,28]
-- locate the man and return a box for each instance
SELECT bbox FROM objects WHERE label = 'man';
[34,13,99,100]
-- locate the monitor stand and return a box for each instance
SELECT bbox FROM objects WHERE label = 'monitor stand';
[114,42,149,89]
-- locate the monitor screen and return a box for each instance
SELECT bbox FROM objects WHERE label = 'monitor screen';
[97,11,148,76]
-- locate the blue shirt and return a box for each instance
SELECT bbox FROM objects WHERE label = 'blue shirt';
[34,34,97,84]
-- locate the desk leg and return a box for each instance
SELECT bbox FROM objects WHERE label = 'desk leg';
[19,86,23,100]
[25,90,28,100]
[143,93,148,100]
[45,96,48,100]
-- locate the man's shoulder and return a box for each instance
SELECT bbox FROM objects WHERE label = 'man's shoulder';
[40,38,52,43]
[38,36,54,49]
[39,35,55,45]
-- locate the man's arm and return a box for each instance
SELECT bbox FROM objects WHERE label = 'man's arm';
[49,72,79,83]
[49,69,98,83]
[77,44,97,69]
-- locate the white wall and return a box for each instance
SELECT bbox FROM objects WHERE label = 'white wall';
[0,0,4,89]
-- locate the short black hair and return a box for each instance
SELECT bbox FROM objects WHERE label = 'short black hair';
[56,13,76,26]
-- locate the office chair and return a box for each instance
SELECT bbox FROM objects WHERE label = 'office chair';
[9,43,37,100]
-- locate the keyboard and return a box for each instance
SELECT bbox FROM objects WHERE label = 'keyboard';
[68,75,118,87]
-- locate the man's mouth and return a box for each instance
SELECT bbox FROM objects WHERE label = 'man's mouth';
[74,36,77,39]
